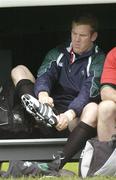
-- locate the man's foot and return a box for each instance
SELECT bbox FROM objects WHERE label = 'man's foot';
[21,94,57,127]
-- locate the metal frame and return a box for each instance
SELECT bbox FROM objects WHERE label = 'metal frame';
[0,0,115,8]
[0,138,80,161]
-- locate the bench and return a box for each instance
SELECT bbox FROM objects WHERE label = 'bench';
[0,138,81,161]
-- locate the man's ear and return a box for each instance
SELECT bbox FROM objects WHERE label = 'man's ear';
[91,32,98,42]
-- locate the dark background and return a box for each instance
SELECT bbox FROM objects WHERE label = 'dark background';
[0,3,116,83]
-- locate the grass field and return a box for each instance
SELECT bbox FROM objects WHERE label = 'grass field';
[1,162,116,180]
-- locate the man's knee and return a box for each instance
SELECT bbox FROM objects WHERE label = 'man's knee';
[11,65,27,77]
[83,102,98,114]
[98,100,116,122]
[11,65,35,86]
[81,102,98,127]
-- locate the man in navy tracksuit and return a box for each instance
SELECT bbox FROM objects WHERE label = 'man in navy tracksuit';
[11,14,105,172]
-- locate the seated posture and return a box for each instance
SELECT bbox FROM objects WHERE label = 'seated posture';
[98,47,116,141]
[11,14,105,171]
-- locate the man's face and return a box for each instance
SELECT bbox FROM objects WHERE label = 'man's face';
[71,24,97,55]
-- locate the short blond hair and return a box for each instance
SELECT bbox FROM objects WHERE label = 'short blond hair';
[72,14,98,33]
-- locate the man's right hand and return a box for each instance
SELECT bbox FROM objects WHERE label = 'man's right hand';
[38,91,54,107]
[56,113,69,131]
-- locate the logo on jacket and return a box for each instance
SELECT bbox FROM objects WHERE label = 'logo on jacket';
[81,70,85,76]
[58,62,63,67]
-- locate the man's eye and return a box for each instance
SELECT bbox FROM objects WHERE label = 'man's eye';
[80,34,87,37]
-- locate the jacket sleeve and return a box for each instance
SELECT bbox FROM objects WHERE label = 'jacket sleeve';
[34,48,61,97]
[68,53,105,116]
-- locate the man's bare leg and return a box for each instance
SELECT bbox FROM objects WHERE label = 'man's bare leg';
[11,65,35,86]
[59,102,98,168]
[98,100,116,141]
[80,102,98,128]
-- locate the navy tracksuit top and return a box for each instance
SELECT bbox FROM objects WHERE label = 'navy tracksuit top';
[34,43,105,116]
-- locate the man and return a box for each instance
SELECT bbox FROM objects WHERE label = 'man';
[98,47,116,141]
[11,14,105,171]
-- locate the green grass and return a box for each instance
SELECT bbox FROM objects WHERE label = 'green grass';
[1,162,116,180]
[1,162,8,171]
[1,162,78,173]
[64,162,78,173]
[0,176,115,180]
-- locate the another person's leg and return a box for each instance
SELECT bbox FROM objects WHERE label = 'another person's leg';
[11,65,36,130]
[11,65,35,86]
[98,100,116,141]
[58,102,98,169]
[11,65,35,99]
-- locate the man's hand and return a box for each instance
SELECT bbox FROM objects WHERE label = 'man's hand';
[56,113,69,131]
[38,91,54,107]
[56,109,76,131]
